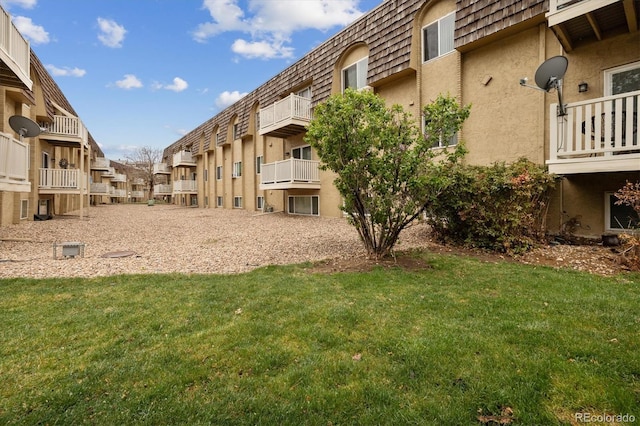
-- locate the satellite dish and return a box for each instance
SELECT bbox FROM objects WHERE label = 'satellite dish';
[9,115,41,139]
[534,55,568,92]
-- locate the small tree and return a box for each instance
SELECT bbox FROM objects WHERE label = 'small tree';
[126,146,163,200]
[305,89,469,259]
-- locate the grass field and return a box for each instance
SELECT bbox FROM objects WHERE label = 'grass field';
[1,252,638,425]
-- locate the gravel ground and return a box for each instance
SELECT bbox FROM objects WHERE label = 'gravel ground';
[0,204,629,279]
[0,204,432,279]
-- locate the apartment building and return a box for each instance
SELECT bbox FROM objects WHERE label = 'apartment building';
[158,0,639,238]
[0,4,133,226]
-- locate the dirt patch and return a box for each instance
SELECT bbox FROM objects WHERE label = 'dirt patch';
[306,241,631,276]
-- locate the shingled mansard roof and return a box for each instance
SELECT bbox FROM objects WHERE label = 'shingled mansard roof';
[164,0,548,160]
[30,50,104,157]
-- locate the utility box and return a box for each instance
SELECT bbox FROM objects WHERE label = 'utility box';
[53,242,86,259]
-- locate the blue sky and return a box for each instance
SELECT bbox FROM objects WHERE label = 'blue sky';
[1,0,382,160]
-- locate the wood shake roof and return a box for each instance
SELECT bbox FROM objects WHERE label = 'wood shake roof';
[455,0,547,48]
[166,0,551,157]
[165,0,425,157]
[30,50,104,156]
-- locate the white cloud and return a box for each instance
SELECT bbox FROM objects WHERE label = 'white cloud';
[231,38,293,59]
[45,64,86,77]
[12,16,49,44]
[194,0,365,59]
[151,77,189,92]
[97,17,126,48]
[115,74,143,90]
[0,0,37,9]
[215,90,247,109]
[164,77,189,92]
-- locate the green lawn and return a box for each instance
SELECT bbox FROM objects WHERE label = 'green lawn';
[1,252,638,425]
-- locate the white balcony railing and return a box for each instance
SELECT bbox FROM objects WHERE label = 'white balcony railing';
[39,168,87,190]
[131,190,144,198]
[173,151,195,166]
[0,7,31,89]
[153,163,171,174]
[91,157,110,170]
[547,90,640,174]
[90,182,111,194]
[154,184,172,195]
[111,173,127,183]
[102,167,115,178]
[112,189,127,198]
[132,178,145,186]
[173,180,197,193]
[259,94,312,135]
[261,159,320,186]
[0,132,29,190]
[40,115,88,146]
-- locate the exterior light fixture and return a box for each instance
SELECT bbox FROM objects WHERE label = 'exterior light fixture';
[578,82,588,93]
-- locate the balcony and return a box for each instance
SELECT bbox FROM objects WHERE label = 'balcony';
[153,163,171,174]
[39,168,88,193]
[154,184,172,195]
[172,151,196,167]
[173,180,197,193]
[0,132,30,192]
[132,177,145,186]
[547,90,640,174]
[260,159,321,190]
[546,0,638,52]
[111,173,127,183]
[131,190,144,198]
[102,167,115,178]
[0,6,32,90]
[39,115,89,148]
[259,94,312,137]
[112,189,126,198]
[90,182,112,195]
[91,157,111,170]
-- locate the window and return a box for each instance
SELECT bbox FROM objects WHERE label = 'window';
[297,86,312,99]
[288,195,319,216]
[234,196,243,208]
[215,132,220,144]
[422,12,455,62]
[342,57,368,91]
[204,169,208,182]
[292,145,312,160]
[216,165,222,180]
[255,111,260,130]
[217,196,223,207]
[20,200,28,220]
[233,123,240,140]
[257,196,264,210]
[233,161,242,178]
[42,151,49,168]
[605,192,639,231]
[605,61,640,96]
[423,116,458,148]
[256,156,263,174]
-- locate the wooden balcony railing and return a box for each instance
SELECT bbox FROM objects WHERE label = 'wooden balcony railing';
[91,157,110,170]
[90,182,112,194]
[0,132,29,190]
[154,184,172,195]
[259,94,312,136]
[173,151,195,166]
[111,173,127,183]
[39,168,87,191]
[40,115,88,147]
[153,163,171,174]
[0,6,32,89]
[173,180,197,193]
[260,158,320,189]
[547,90,640,174]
